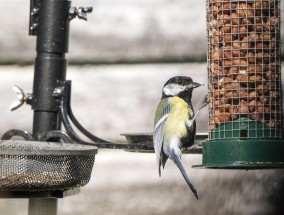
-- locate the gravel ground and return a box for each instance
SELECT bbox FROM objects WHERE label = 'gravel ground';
[0,64,284,215]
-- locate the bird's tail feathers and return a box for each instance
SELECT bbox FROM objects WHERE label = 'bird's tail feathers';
[158,155,168,177]
[172,152,199,199]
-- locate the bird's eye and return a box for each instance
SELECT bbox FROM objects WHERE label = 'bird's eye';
[178,80,182,84]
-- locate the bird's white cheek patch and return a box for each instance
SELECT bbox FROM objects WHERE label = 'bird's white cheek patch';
[163,84,186,96]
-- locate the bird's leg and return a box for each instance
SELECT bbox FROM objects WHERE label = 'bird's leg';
[193,94,209,120]
[196,93,209,111]
[186,94,208,128]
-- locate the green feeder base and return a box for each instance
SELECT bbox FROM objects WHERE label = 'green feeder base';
[193,139,284,169]
[193,118,284,169]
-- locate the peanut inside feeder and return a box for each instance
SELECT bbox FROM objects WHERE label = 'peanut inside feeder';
[207,0,282,139]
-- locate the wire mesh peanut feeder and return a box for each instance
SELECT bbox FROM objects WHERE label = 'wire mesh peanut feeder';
[195,0,284,169]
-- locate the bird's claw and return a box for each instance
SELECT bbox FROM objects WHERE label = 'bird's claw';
[197,94,209,110]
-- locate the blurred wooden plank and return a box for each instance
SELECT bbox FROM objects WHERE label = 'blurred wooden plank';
[1,0,283,64]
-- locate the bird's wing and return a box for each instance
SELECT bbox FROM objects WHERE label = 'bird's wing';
[154,121,168,176]
[153,99,171,175]
[154,99,171,129]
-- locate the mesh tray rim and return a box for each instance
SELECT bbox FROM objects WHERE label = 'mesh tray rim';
[0,140,98,156]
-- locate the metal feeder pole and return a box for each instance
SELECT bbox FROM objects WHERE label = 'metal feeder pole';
[29,0,70,214]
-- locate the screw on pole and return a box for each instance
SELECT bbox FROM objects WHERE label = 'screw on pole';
[10,86,33,111]
[69,7,93,21]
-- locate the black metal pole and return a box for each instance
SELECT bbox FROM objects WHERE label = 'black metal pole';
[29,0,70,214]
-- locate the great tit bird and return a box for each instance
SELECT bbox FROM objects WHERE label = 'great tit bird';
[153,76,204,199]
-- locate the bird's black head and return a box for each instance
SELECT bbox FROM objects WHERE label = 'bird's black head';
[162,76,202,102]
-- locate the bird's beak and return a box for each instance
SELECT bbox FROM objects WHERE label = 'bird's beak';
[186,82,202,90]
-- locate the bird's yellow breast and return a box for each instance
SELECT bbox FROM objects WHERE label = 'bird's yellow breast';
[163,97,193,140]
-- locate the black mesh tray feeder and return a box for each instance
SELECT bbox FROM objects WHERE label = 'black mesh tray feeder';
[0,140,97,192]
[194,0,284,169]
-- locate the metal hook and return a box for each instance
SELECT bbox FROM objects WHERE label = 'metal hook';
[1,129,35,141]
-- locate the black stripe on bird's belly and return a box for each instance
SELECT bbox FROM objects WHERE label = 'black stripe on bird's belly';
[181,120,196,148]
[177,91,196,148]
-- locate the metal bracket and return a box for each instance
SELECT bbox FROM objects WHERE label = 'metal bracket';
[1,129,74,144]
[1,129,35,141]
[41,131,73,143]
[29,0,40,36]
[52,80,152,150]
[29,2,93,36]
